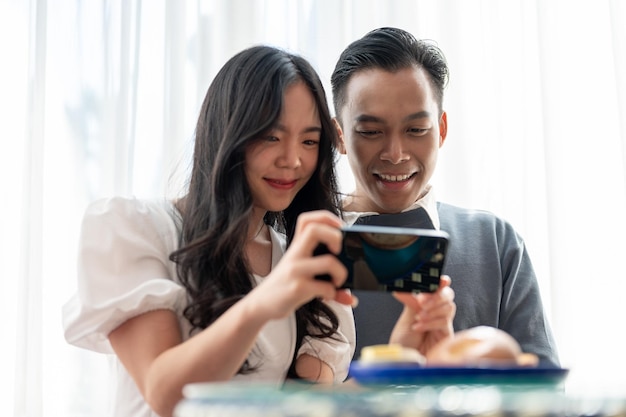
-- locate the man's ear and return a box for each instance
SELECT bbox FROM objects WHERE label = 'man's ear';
[332,118,347,155]
[439,111,448,147]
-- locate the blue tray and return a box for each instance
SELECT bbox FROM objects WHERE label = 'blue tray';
[349,362,569,386]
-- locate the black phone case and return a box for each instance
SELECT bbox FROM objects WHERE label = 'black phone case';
[315,225,449,293]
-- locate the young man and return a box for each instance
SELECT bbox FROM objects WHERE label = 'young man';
[331,27,559,367]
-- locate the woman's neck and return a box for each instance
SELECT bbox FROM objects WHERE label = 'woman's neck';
[246,210,272,276]
[247,209,268,241]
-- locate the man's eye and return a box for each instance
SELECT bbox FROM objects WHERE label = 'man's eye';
[357,130,381,137]
[408,128,428,135]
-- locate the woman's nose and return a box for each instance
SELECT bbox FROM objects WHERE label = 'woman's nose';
[276,142,302,168]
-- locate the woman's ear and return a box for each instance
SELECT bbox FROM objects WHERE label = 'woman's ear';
[333,118,347,155]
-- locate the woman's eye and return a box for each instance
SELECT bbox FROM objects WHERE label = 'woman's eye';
[265,135,279,142]
[303,139,320,146]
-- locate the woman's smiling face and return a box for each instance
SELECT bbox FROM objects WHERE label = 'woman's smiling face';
[245,81,321,213]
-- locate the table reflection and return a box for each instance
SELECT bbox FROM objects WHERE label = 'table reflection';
[174,380,626,417]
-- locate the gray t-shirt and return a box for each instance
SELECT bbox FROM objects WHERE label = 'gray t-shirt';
[347,202,560,367]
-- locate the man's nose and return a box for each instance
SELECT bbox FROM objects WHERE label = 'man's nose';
[379,136,409,164]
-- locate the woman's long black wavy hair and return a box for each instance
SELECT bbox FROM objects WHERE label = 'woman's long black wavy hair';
[170,45,343,376]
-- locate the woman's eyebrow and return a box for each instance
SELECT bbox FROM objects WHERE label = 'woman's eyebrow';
[274,123,322,134]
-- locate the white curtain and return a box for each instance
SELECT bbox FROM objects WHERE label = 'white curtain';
[2,0,625,415]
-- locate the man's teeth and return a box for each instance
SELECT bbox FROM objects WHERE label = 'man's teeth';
[378,173,412,182]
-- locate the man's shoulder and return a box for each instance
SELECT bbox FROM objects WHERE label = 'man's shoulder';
[437,202,518,237]
[437,201,502,222]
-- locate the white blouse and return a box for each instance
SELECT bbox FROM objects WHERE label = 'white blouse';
[62,197,355,417]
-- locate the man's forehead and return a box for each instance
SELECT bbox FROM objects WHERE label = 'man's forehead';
[343,67,436,112]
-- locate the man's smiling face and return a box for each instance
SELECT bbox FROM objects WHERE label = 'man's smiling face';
[337,66,447,213]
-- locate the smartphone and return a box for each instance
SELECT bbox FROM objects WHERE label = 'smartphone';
[315,225,449,293]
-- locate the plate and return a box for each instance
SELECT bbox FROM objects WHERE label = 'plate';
[349,361,569,386]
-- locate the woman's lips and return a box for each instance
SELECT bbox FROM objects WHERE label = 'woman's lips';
[265,178,298,190]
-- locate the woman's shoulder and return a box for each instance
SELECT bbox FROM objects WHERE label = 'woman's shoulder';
[85,196,176,219]
[79,197,183,256]
[83,196,180,232]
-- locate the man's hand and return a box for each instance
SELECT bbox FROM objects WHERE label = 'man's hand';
[388,275,456,354]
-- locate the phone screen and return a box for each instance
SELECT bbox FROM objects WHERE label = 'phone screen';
[337,225,449,293]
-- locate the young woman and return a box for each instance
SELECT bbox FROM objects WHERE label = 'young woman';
[63,45,356,417]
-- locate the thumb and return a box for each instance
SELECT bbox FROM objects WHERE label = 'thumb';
[392,291,422,311]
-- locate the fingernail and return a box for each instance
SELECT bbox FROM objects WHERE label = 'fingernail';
[351,296,359,308]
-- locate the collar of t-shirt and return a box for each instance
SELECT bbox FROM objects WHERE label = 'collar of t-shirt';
[342,185,440,230]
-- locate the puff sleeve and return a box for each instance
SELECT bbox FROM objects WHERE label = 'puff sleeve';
[62,197,188,354]
[297,299,356,383]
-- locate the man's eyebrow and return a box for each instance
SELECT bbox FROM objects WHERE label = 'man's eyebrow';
[354,114,384,123]
[354,111,431,124]
[403,111,432,122]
